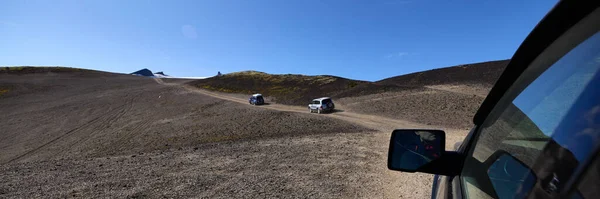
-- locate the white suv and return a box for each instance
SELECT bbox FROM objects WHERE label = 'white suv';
[308,97,335,114]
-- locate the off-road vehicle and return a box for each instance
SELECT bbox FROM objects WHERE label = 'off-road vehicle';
[308,97,335,114]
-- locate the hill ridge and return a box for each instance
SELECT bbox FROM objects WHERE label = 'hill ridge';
[377,59,510,86]
[188,60,509,105]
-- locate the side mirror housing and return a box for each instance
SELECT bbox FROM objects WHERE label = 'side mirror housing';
[387,129,464,176]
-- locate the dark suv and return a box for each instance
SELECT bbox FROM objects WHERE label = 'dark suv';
[249,94,265,105]
[387,1,600,199]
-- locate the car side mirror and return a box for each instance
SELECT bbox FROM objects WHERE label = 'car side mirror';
[388,129,464,176]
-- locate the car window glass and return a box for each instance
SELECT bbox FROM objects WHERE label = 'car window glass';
[312,100,319,104]
[461,30,600,199]
[487,153,537,199]
[570,155,600,199]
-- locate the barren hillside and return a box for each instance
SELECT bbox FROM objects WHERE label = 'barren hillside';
[0,69,371,163]
[377,59,509,87]
[1,69,406,198]
[0,61,508,198]
[187,60,509,129]
[188,71,376,105]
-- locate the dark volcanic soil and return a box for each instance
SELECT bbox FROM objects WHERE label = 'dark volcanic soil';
[335,60,509,130]
[1,71,416,198]
[336,87,486,130]
[0,133,391,198]
[0,72,369,163]
[188,71,374,106]
[377,59,509,87]
[0,66,481,198]
[184,60,508,130]
[188,60,508,108]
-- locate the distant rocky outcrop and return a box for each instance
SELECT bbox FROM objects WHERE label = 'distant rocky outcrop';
[131,69,154,77]
[154,71,172,78]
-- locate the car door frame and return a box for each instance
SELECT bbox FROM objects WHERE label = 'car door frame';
[431,1,600,198]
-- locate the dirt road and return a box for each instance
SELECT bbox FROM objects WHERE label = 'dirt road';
[159,78,469,151]
[157,78,457,133]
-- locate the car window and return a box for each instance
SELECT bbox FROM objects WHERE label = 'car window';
[460,21,600,199]
[570,155,600,199]
[312,100,320,104]
[322,99,331,104]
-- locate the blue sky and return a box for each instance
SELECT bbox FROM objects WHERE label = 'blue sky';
[1,0,556,81]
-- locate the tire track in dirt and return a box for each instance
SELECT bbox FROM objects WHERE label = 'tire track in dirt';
[65,92,139,156]
[4,92,138,164]
[5,114,106,163]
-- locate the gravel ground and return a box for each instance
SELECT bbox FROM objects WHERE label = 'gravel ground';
[336,85,487,130]
[0,73,369,163]
[0,71,472,198]
[0,132,397,198]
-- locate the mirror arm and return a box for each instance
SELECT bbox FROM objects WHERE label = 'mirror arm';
[418,151,465,176]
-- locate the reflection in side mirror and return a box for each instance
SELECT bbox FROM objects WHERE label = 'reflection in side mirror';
[388,129,445,172]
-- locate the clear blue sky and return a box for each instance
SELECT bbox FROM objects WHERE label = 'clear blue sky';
[1,0,556,81]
